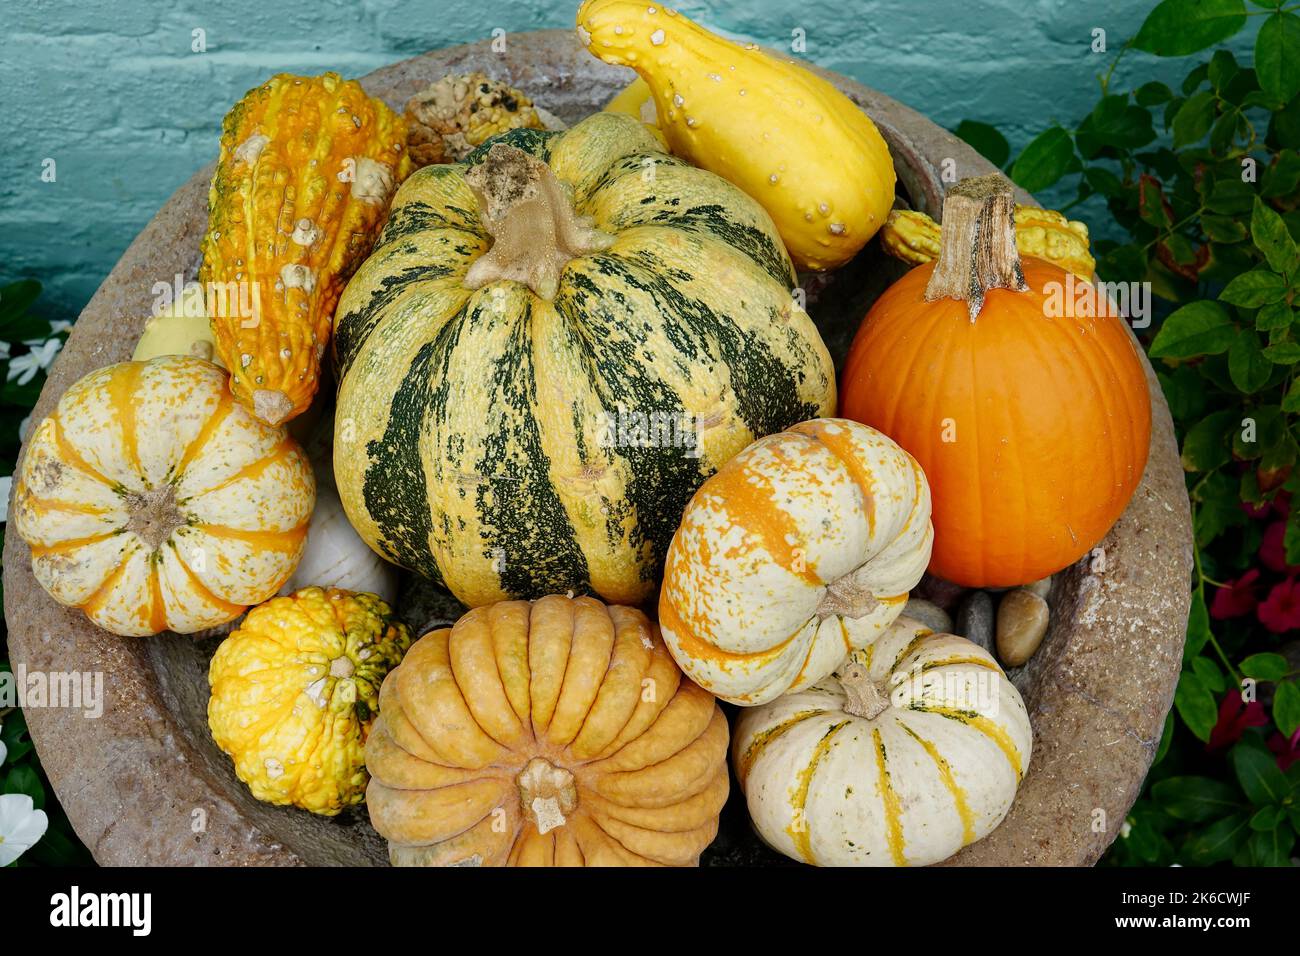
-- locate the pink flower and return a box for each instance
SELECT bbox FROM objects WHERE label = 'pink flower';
[1208,692,1269,752]
[1268,726,1300,771]
[1257,578,1300,633]
[1259,521,1300,575]
[1211,569,1261,619]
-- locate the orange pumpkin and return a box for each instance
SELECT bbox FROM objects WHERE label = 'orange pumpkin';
[841,176,1150,587]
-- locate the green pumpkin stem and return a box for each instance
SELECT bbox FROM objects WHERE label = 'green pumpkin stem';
[462,143,614,301]
[924,174,1028,322]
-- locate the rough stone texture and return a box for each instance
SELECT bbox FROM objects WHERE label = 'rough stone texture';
[2,0,1254,316]
[2,29,1192,867]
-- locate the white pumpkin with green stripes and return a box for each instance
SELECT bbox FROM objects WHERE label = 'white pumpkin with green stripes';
[332,111,835,608]
[733,618,1032,866]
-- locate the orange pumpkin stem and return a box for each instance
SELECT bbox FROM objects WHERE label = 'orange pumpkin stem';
[463,143,614,301]
[924,174,1028,321]
[839,661,889,720]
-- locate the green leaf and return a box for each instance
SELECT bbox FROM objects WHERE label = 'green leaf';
[1263,149,1300,198]
[1185,588,1214,662]
[1172,90,1218,147]
[1208,177,1256,215]
[1209,49,1241,91]
[1175,669,1220,741]
[1257,12,1300,104]
[1257,301,1294,331]
[1151,301,1235,358]
[1263,341,1300,363]
[1232,741,1292,804]
[1155,710,1176,765]
[1246,824,1293,865]
[1193,655,1227,693]
[1252,196,1299,274]
[1250,805,1283,830]
[1136,81,1175,106]
[1184,63,1212,95]
[1153,776,1241,821]
[1184,812,1251,863]
[1286,507,1300,564]
[1087,95,1157,150]
[0,279,41,325]
[1135,0,1247,55]
[1139,175,1172,227]
[1011,127,1076,193]
[1182,409,1236,470]
[1,764,44,809]
[1230,329,1273,391]
[1233,404,1284,459]
[1241,651,1290,680]
[1273,680,1300,735]
[953,119,1010,168]
[1220,268,1288,307]
[1204,213,1249,243]
[1158,363,1210,421]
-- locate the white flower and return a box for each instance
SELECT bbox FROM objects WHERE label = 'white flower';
[48,319,73,336]
[0,475,10,523]
[6,339,61,386]
[0,341,10,361]
[0,793,48,866]
[0,723,6,767]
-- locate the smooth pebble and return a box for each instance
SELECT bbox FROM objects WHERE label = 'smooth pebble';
[902,597,953,635]
[956,590,994,653]
[996,589,1050,666]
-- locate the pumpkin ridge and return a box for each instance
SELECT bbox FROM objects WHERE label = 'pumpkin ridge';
[50,413,118,491]
[194,521,308,551]
[172,386,236,481]
[26,530,121,557]
[735,709,823,785]
[897,720,976,846]
[185,438,300,501]
[165,539,250,616]
[909,705,1025,782]
[871,726,908,866]
[109,360,145,483]
[76,545,136,617]
[789,720,850,863]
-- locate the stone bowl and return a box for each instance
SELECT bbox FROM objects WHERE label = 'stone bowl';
[2,29,1192,866]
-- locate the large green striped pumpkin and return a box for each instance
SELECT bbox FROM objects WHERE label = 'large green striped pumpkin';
[332,111,835,608]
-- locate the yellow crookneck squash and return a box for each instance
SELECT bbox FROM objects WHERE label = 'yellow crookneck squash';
[734,618,1032,867]
[208,586,412,815]
[332,110,835,609]
[577,0,896,271]
[659,419,933,706]
[201,72,412,426]
[365,595,730,866]
[12,356,315,636]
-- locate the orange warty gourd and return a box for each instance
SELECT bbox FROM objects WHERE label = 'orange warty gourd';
[841,176,1151,587]
[201,72,412,426]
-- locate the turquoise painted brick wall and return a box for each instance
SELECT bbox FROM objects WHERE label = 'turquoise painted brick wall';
[0,0,1247,316]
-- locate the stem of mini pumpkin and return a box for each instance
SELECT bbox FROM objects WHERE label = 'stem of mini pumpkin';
[838,659,889,720]
[461,143,614,301]
[923,174,1028,322]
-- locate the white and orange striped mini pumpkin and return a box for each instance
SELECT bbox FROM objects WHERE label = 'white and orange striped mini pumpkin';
[658,418,933,706]
[733,618,1033,866]
[13,356,315,636]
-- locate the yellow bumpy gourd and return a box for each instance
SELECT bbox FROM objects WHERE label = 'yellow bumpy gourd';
[577,0,896,271]
[207,586,411,815]
[202,73,412,426]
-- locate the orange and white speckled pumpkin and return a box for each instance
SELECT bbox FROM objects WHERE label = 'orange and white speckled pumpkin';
[659,419,932,706]
[12,356,315,636]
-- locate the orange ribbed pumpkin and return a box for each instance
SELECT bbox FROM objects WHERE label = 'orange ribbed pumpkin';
[841,176,1151,587]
